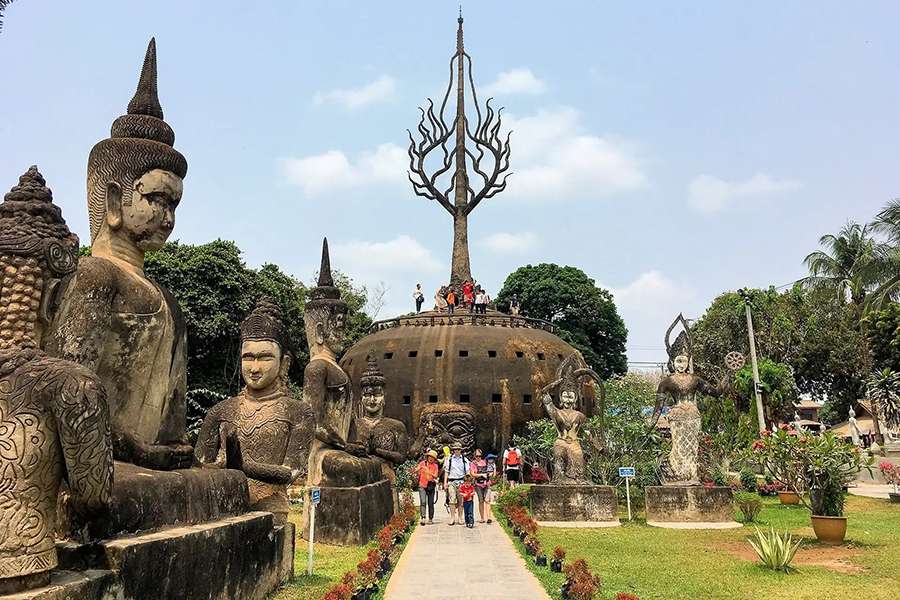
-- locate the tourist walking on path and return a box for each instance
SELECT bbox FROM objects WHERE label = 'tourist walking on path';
[413,283,424,313]
[443,444,470,525]
[470,449,496,523]
[446,288,458,315]
[502,441,524,487]
[415,450,440,525]
[459,474,476,528]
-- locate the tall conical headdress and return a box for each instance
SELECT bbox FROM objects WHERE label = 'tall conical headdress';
[240,296,287,350]
[0,166,78,276]
[360,357,385,388]
[87,37,188,242]
[306,238,347,312]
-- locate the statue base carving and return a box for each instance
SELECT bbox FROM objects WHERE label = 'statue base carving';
[645,486,740,528]
[530,484,619,523]
[0,570,120,600]
[302,480,393,546]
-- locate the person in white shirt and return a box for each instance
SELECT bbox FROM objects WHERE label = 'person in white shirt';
[474,290,485,315]
[442,444,470,526]
[413,283,424,313]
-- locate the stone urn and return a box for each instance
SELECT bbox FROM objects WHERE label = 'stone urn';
[810,515,848,544]
[777,490,801,505]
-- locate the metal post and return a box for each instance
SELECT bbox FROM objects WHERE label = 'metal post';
[625,477,632,521]
[739,289,766,432]
[306,501,316,576]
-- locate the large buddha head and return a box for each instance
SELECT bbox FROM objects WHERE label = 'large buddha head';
[86,38,187,254]
[0,167,79,352]
[240,297,290,396]
[360,357,386,417]
[304,238,348,358]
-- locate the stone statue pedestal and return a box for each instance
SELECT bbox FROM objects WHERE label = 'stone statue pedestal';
[302,479,393,546]
[645,486,741,529]
[530,484,619,525]
[16,462,295,600]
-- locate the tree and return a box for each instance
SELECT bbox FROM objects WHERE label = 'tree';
[734,358,798,426]
[867,368,900,430]
[867,198,900,311]
[496,263,627,379]
[801,221,880,308]
[864,303,900,372]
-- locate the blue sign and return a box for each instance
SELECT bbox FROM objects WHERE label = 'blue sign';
[311,488,321,505]
[618,467,636,478]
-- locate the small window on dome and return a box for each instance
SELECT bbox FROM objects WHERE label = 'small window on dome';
[459,350,469,357]
[537,352,545,360]
[384,352,394,360]
[523,394,532,405]
[429,395,438,403]
[403,395,411,405]
[487,350,497,358]
[515,351,524,359]
[435,349,444,357]
[459,394,470,403]
[491,393,502,404]
[408,350,418,358]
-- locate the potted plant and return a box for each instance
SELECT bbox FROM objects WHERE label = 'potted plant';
[753,427,872,544]
[551,546,566,572]
[879,461,900,503]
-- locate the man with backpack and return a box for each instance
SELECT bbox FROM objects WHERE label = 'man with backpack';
[502,441,524,488]
[442,443,471,526]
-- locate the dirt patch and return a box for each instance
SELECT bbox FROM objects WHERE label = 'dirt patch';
[715,541,867,574]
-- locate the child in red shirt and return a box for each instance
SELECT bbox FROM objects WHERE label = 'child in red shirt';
[460,474,476,528]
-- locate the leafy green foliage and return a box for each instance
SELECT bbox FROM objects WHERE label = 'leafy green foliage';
[864,303,900,372]
[739,468,758,492]
[494,485,531,513]
[734,358,797,426]
[867,368,900,430]
[496,263,627,378]
[748,527,802,572]
[393,460,417,492]
[734,492,763,523]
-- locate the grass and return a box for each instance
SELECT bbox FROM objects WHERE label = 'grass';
[271,508,415,600]
[497,495,900,600]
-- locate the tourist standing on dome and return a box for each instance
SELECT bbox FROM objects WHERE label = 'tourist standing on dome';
[413,283,424,313]
[415,450,439,525]
[503,441,524,487]
[446,288,458,314]
[470,449,496,523]
[510,295,521,316]
[463,279,474,310]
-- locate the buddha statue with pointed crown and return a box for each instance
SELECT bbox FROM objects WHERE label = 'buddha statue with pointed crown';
[305,239,381,488]
[0,167,114,594]
[44,39,193,470]
[195,298,313,524]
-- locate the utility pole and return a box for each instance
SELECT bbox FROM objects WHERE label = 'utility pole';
[739,289,767,433]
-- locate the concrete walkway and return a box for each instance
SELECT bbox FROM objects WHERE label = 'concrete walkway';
[384,492,550,600]
[849,483,895,499]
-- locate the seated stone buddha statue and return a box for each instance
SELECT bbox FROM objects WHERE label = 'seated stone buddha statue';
[194,298,313,524]
[43,39,193,470]
[305,239,381,488]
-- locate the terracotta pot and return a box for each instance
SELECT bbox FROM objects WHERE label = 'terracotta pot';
[778,490,801,505]
[810,515,847,544]
[889,492,900,504]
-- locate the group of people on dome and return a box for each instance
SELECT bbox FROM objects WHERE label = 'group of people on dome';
[414,280,521,316]
[410,441,525,528]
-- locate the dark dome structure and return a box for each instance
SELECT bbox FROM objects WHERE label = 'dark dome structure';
[341,310,595,453]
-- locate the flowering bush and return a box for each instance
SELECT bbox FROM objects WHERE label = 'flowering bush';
[751,428,872,516]
[757,481,784,496]
[553,546,567,561]
[564,559,601,600]
[879,461,900,492]
[321,583,352,600]
[530,464,550,484]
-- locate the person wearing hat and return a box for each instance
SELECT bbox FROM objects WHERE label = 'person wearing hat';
[415,450,440,524]
[443,443,471,526]
[470,449,497,523]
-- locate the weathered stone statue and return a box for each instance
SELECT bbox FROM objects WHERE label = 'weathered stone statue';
[848,406,862,447]
[0,167,114,593]
[651,314,729,485]
[305,239,381,488]
[44,38,193,471]
[349,357,409,484]
[408,403,477,458]
[540,354,601,485]
[195,298,313,524]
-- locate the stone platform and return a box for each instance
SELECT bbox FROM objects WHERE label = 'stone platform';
[303,479,393,546]
[645,485,740,528]
[529,484,619,523]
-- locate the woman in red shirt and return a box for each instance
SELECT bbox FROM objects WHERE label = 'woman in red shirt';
[414,450,440,525]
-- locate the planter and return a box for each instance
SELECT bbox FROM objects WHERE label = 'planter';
[811,515,847,544]
[889,492,900,504]
[778,490,801,505]
[351,590,368,600]
[518,531,527,542]
[550,559,563,572]
[535,555,547,567]
[380,557,392,574]
[560,582,571,600]
[525,545,535,556]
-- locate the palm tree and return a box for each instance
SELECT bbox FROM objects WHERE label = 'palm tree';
[866,199,900,311]
[801,221,880,307]
[867,368,900,442]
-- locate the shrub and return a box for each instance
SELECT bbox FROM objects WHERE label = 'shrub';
[553,546,567,561]
[879,461,900,492]
[748,527,802,572]
[615,594,640,600]
[711,466,728,487]
[757,481,784,496]
[495,484,530,513]
[739,468,758,492]
[734,492,763,523]
[394,459,417,491]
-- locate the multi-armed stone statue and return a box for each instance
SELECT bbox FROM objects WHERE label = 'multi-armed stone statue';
[540,354,601,485]
[303,239,391,544]
[350,357,409,484]
[0,167,114,594]
[44,38,192,470]
[195,298,314,524]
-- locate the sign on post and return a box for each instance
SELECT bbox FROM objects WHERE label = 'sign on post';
[618,467,635,521]
[307,488,321,576]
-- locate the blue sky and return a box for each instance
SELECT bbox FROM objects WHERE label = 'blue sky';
[2,1,898,367]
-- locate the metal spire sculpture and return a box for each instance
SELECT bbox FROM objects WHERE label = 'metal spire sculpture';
[407,12,512,287]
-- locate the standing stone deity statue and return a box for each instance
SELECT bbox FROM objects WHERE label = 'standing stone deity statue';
[848,406,862,447]
[305,239,380,488]
[540,353,602,485]
[651,314,734,485]
[0,167,114,594]
[349,357,409,484]
[43,39,193,471]
[195,298,313,524]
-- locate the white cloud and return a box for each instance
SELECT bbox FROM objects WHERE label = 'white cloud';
[483,68,547,96]
[688,173,801,214]
[280,143,406,195]
[330,236,442,276]
[503,107,646,199]
[313,75,397,110]
[482,232,540,254]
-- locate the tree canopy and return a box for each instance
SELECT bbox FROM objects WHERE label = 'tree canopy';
[496,263,628,379]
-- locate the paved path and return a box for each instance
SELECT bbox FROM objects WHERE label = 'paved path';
[384,491,550,600]
[849,483,894,499]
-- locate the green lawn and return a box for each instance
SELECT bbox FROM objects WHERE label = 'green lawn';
[498,495,900,600]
